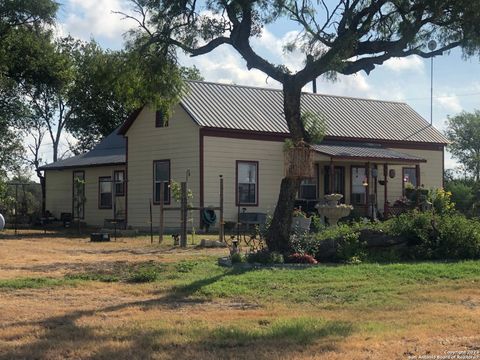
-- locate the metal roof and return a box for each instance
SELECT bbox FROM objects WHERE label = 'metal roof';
[40,128,126,170]
[182,81,448,144]
[311,142,426,162]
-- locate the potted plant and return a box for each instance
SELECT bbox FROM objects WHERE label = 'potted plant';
[292,208,311,233]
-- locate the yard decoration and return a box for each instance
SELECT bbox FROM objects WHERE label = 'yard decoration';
[284,140,314,179]
[316,194,353,227]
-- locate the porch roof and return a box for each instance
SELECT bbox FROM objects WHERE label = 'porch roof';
[311,142,426,163]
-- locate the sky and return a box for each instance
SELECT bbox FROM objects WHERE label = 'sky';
[51,0,480,172]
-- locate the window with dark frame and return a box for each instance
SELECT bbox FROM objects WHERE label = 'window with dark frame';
[236,161,258,205]
[99,177,112,209]
[72,171,85,219]
[403,167,418,193]
[154,160,170,204]
[299,178,317,200]
[351,166,367,205]
[324,166,345,198]
[155,110,168,128]
[114,170,125,196]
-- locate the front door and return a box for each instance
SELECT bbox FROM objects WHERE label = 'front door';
[324,166,345,199]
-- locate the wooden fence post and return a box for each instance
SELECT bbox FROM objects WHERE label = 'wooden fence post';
[159,182,164,244]
[149,200,153,244]
[180,182,188,247]
[219,175,224,243]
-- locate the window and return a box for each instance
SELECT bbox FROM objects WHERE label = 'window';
[153,160,170,204]
[351,166,367,205]
[99,177,112,209]
[236,161,258,206]
[403,167,418,193]
[155,110,167,128]
[299,178,317,200]
[113,170,125,196]
[324,166,345,197]
[72,171,85,219]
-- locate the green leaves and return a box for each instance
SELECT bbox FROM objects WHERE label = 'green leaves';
[446,110,480,181]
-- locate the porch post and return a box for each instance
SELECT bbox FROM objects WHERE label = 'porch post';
[329,159,334,194]
[415,164,421,187]
[365,162,370,216]
[415,164,421,206]
[383,164,388,215]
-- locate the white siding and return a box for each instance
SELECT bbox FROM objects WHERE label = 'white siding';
[126,105,200,230]
[203,136,285,223]
[45,165,126,226]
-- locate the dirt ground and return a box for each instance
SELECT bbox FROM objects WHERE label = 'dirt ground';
[0,230,479,360]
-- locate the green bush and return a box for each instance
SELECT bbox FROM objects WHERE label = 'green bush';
[309,215,324,233]
[388,210,480,260]
[290,232,320,256]
[336,231,366,263]
[445,182,475,215]
[436,214,480,259]
[389,210,434,246]
[230,252,244,264]
[247,249,284,264]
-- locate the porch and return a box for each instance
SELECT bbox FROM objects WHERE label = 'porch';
[295,141,427,219]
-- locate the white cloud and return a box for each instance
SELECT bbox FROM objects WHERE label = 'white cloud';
[436,94,463,114]
[60,0,135,44]
[383,56,424,73]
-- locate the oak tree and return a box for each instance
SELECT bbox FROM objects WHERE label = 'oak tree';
[116,1,480,251]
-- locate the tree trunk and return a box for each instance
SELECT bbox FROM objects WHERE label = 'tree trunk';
[266,177,301,253]
[265,82,306,253]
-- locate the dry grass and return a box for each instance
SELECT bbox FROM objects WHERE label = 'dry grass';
[0,229,479,359]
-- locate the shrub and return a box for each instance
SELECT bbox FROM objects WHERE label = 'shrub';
[286,253,318,264]
[445,182,475,215]
[290,232,320,256]
[256,214,272,239]
[247,249,284,264]
[389,210,435,246]
[388,210,480,260]
[230,252,244,264]
[336,231,366,263]
[309,214,324,233]
[430,188,455,215]
[436,214,480,259]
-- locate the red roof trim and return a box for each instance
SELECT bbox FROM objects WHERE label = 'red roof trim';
[118,107,144,135]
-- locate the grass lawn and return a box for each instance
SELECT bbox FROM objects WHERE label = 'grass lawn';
[0,229,479,359]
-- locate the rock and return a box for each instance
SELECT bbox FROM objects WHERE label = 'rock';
[199,239,227,248]
[359,229,407,248]
[316,238,338,261]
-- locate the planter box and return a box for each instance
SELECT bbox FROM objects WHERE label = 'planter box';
[292,217,311,233]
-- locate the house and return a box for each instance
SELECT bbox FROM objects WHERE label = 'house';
[40,80,448,230]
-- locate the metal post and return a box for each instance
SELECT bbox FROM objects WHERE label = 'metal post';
[219,175,224,243]
[159,182,164,244]
[180,182,187,247]
[430,57,434,125]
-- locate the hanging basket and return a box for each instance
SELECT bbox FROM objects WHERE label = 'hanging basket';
[284,142,314,179]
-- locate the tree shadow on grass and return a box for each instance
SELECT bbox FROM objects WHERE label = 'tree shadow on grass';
[0,267,354,359]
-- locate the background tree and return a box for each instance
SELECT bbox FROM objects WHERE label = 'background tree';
[126,0,480,253]
[66,41,202,153]
[446,110,480,181]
